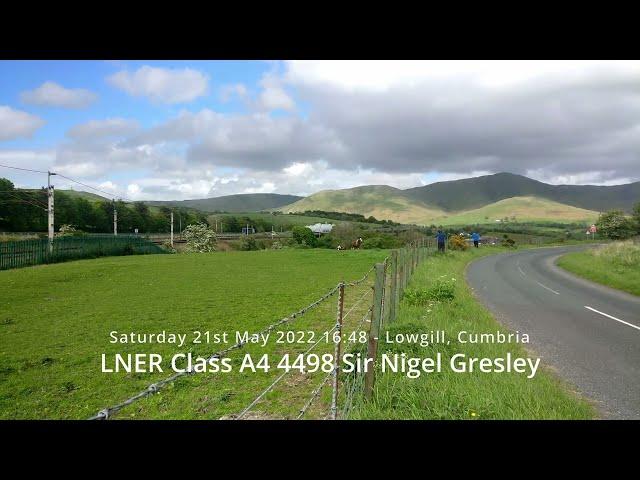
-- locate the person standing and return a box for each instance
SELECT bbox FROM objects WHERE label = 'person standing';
[471,231,480,248]
[436,229,447,253]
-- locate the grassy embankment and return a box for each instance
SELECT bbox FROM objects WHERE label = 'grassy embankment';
[348,247,596,420]
[557,241,640,296]
[0,249,386,419]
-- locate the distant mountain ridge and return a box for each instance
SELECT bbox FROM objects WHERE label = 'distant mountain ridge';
[403,172,640,212]
[280,173,639,225]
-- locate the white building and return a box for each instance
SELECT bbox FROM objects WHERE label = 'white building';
[306,223,334,235]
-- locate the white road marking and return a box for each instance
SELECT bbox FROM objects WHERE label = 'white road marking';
[535,281,560,295]
[516,260,526,277]
[584,306,640,332]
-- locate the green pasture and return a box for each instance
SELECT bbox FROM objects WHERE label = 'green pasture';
[0,249,386,419]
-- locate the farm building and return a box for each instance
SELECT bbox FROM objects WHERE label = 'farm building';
[306,223,334,235]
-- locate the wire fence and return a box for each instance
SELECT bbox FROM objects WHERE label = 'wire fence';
[88,239,433,421]
[0,235,167,271]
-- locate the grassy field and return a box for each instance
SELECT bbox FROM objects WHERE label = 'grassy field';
[436,196,599,226]
[348,247,595,419]
[557,241,640,296]
[0,249,386,419]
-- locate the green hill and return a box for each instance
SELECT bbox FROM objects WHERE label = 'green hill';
[281,185,446,225]
[404,172,640,212]
[58,189,111,202]
[429,196,600,226]
[146,193,302,213]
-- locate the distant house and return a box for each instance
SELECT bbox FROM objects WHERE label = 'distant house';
[306,223,334,236]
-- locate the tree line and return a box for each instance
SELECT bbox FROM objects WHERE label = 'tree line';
[0,178,207,234]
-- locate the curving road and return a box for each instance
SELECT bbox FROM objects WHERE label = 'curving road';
[466,245,640,419]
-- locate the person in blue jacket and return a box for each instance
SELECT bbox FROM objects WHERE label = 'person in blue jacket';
[471,231,480,248]
[436,229,447,252]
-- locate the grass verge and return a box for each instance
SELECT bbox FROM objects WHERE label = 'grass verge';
[347,247,595,419]
[557,241,640,297]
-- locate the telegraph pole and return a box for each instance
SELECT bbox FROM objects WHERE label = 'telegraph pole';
[170,211,174,248]
[47,171,56,254]
[113,200,118,236]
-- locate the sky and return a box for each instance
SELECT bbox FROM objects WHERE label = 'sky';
[0,60,639,201]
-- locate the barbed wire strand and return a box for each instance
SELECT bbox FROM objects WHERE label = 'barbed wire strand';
[89,260,387,420]
[341,287,373,322]
[296,369,334,420]
[89,283,342,420]
[235,324,339,419]
[345,265,375,287]
[339,306,374,418]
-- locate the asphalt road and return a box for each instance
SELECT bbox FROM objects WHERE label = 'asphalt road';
[466,245,640,419]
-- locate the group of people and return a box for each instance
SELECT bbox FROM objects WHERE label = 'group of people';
[436,229,481,252]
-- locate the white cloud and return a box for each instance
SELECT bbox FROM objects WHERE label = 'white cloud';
[0,106,45,141]
[220,83,248,102]
[285,60,640,90]
[67,118,140,139]
[20,81,97,109]
[107,66,209,104]
[257,73,295,111]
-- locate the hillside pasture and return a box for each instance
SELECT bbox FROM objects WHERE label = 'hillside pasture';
[434,196,599,226]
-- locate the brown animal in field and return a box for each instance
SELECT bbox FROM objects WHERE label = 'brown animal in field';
[351,237,363,249]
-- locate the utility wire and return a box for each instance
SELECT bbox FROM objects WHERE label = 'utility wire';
[1,199,47,209]
[3,191,47,209]
[53,173,131,202]
[0,163,130,203]
[0,163,48,174]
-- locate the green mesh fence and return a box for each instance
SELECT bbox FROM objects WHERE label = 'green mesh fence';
[0,235,167,270]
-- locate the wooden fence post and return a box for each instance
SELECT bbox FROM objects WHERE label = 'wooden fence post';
[364,263,385,401]
[330,282,345,420]
[389,250,398,323]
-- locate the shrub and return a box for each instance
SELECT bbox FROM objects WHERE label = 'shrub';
[58,224,81,237]
[271,241,283,250]
[501,234,516,248]
[240,236,259,251]
[292,226,318,247]
[362,234,403,249]
[183,223,217,253]
[316,235,336,249]
[448,235,468,251]
[161,240,177,253]
[597,210,635,240]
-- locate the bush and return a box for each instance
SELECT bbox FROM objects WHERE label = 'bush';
[362,234,403,249]
[271,241,283,250]
[183,223,217,253]
[448,235,468,251]
[292,226,318,247]
[58,224,81,237]
[316,235,336,249]
[501,234,516,248]
[161,240,177,253]
[240,236,259,251]
[598,210,635,240]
